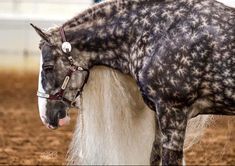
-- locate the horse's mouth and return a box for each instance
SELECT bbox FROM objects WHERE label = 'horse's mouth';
[47,124,58,130]
[58,115,71,127]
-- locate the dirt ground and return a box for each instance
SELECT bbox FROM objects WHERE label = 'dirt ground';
[0,70,234,165]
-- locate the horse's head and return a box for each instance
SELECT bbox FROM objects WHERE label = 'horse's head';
[31,24,89,129]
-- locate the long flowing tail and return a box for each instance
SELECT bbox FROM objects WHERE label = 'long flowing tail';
[67,66,212,165]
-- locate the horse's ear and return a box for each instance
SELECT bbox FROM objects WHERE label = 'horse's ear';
[30,23,50,43]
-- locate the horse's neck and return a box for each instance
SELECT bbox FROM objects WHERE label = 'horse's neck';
[59,0,153,75]
[63,0,152,29]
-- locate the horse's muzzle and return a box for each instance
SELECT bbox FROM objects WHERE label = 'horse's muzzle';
[41,109,70,130]
[47,116,70,130]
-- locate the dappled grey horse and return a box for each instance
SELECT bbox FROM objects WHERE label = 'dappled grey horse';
[32,0,234,165]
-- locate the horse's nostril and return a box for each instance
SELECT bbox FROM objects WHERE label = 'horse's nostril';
[58,110,67,119]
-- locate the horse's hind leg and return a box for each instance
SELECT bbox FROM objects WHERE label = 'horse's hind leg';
[156,103,188,165]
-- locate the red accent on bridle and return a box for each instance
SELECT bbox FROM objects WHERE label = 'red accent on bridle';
[60,26,67,43]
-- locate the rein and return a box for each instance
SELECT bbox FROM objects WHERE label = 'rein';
[37,27,90,106]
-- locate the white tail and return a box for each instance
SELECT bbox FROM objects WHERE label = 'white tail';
[67,66,212,165]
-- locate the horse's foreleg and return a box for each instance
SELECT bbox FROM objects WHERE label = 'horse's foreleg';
[156,104,188,166]
[150,117,161,165]
[150,139,161,165]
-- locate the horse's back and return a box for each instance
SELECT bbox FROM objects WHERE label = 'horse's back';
[136,0,235,115]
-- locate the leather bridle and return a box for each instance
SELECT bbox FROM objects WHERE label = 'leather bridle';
[37,26,90,106]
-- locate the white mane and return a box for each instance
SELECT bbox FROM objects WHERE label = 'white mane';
[67,66,212,165]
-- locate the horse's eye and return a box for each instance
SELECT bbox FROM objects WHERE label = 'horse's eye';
[43,65,54,73]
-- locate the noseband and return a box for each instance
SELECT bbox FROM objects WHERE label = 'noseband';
[37,27,90,106]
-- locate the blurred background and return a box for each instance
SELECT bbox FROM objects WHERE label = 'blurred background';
[0,0,234,165]
[0,0,234,70]
[0,0,93,70]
